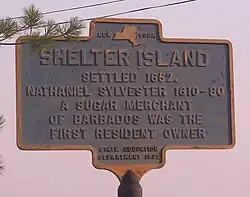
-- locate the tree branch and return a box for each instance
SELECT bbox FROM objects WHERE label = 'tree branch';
[0,115,5,176]
[0,114,5,132]
[0,156,4,175]
[0,4,86,46]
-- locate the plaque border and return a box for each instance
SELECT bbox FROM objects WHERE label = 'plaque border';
[16,18,235,179]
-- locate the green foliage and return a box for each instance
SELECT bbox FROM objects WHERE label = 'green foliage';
[0,114,5,133]
[0,156,4,175]
[0,5,85,175]
[0,115,5,175]
[0,4,86,47]
[21,4,44,29]
[0,17,19,41]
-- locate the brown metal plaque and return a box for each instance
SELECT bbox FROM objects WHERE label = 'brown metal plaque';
[16,18,235,178]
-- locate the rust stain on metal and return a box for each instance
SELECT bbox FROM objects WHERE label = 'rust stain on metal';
[184,49,188,65]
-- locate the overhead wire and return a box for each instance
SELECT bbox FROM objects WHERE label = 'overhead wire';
[0,0,198,45]
[41,0,198,27]
[0,0,126,22]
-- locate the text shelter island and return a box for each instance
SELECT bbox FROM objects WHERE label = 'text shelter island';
[16,18,235,178]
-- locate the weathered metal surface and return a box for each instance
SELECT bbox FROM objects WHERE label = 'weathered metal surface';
[16,18,235,178]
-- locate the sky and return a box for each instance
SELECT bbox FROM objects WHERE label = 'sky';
[0,0,248,196]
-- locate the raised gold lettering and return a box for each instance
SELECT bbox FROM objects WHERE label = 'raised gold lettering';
[26,85,91,97]
[125,100,193,111]
[180,113,204,125]
[49,127,86,139]
[60,101,69,111]
[98,86,167,97]
[94,128,155,139]
[81,72,137,83]
[163,128,207,139]
[98,154,140,161]
[148,113,172,124]
[73,114,140,125]
[76,99,118,111]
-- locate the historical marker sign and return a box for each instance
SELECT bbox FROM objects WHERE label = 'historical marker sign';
[16,18,235,176]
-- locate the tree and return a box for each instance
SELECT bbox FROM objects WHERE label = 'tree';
[0,114,6,175]
[0,4,85,176]
[0,4,85,47]
[0,156,4,175]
